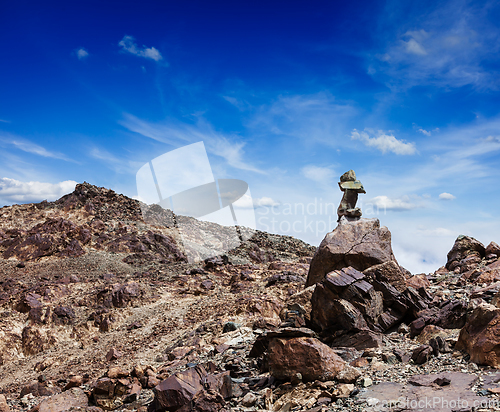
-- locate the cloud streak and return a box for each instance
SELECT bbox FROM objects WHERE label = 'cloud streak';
[0,133,72,161]
[120,114,264,174]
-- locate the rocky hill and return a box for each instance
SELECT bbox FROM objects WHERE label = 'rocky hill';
[1,183,500,412]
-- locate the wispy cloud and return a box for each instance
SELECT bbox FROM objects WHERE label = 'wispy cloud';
[249,92,357,147]
[76,48,89,60]
[120,114,264,174]
[351,129,417,155]
[89,146,143,174]
[0,119,10,123]
[417,128,431,136]
[416,226,456,237]
[119,35,163,62]
[370,195,422,211]
[371,0,500,89]
[301,165,336,185]
[0,133,72,161]
[439,192,456,200]
[0,177,77,204]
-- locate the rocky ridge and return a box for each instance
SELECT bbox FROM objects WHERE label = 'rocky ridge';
[1,183,500,411]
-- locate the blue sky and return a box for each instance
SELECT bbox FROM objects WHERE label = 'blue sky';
[1,0,500,273]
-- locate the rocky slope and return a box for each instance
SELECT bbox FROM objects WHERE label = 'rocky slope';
[1,183,500,412]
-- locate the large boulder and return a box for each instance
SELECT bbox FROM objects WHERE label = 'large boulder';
[310,266,429,335]
[306,218,398,287]
[153,366,206,411]
[268,337,346,381]
[455,302,500,367]
[446,235,485,272]
[38,387,88,412]
[310,267,382,333]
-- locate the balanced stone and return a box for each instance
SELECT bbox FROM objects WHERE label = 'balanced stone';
[337,170,365,222]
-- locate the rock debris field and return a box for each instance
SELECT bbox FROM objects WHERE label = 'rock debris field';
[2,183,500,411]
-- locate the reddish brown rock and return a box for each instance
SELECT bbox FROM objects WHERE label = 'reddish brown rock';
[107,367,128,379]
[38,387,88,412]
[306,218,396,287]
[406,274,431,289]
[363,260,408,292]
[456,302,500,367]
[411,345,433,364]
[267,337,346,382]
[310,267,383,333]
[329,330,383,350]
[105,348,123,362]
[20,381,59,398]
[0,395,9,412]
[15,293,42,313]
[486,241,500,257]
[64,375,83,391]
[153,365,207,411]
[446,235,485,272]
[187,389,228,412]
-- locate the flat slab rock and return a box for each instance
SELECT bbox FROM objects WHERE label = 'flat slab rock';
[358,372,489,412]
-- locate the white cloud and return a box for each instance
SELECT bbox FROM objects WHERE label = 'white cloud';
[301,165,336,184]
[254,197,280,207]
[0,133,71,161]
[120,114,264,174]
[369,195,421,211]
[76,48,89,60]
[351,129,417,155]
[0,178,77,204]
[417,128,431,136]
[439,192,456,200]
[118,36,163,62]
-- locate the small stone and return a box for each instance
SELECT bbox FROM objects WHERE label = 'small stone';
[241,392,257,407]
[411,345,433,365]
[336,365,361,384]
[397,323,409,334]
[0,394,10,412]
[291,373,302,385]
[107,367,128,379]
[223,322,239,333]
[332,383,354,398]
[350,357,369,368]
[64,375,83,391]
[106,347,122,362]
[360,377,372,387]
